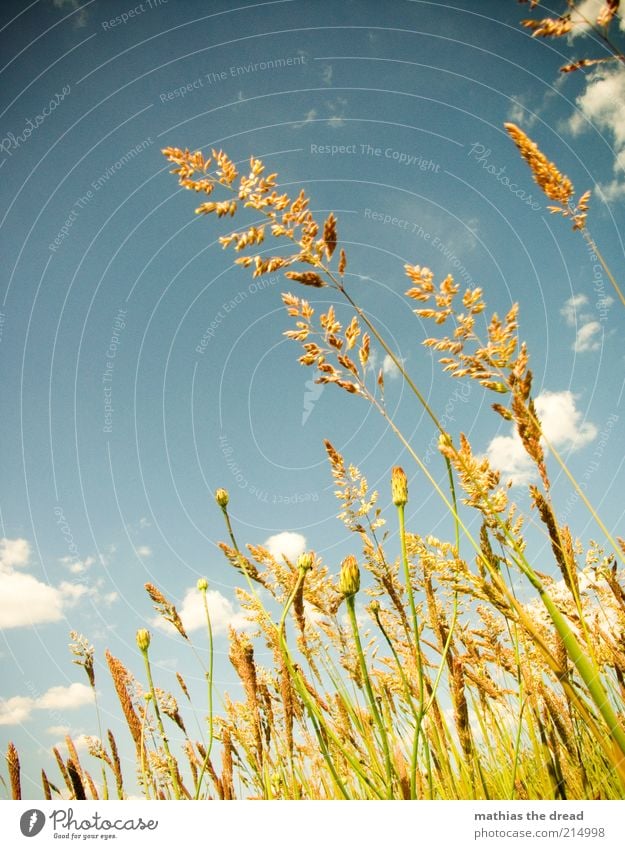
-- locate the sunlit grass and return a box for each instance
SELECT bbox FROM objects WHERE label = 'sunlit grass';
[5,132,625,801]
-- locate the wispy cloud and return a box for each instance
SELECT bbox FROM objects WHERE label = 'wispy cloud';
[292,97,348,129]
[51,0,89,29]
[560,293,607,352]
[60,555,95,575]
[382,353,402,379]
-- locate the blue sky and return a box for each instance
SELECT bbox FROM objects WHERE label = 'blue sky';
[1,0,624,798]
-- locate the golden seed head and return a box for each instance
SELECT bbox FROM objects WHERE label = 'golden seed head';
[136,629,151,653]
[297,551,314,572]
[391,466,408,507]
[215,488,229,508]
[197,577,209,592]
[339,555,360,597]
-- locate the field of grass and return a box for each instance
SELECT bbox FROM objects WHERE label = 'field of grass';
[5,107,625,801]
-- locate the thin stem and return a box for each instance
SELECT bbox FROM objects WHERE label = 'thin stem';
[397,502,428,799]
[140,649,182,800]
[345,594,394,798]
[278,570,351,799]
[91,687,109,801]
[194,586,215,799]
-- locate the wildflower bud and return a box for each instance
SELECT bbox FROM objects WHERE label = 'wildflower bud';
[136,629,151,652]
[391,466,408,507]
[197,577,208,592]
[369,600,381,616]
[215,488,229,508]
[297,551,314,572]
[144,692,153,702]
[339,555,360,597]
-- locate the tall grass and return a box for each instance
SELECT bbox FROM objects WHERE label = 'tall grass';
[5,129,625,801]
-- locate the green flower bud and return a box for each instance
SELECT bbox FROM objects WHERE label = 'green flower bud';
[339,555,360,597]
[297,551,314,572]
[197,577,209,592]
[136,628,151,653]
[215,488,229,508]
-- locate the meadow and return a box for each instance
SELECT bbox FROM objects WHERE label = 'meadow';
[6,116,625,801]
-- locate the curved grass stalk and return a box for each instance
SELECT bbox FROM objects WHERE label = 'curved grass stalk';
[193,580,215,799]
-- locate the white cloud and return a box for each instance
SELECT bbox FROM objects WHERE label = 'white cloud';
[573,320,602,352]
[487,433,535,486]
[0,538,113,628]
[567,0,608,36]
[0,571,66,628]
[37,683,94,711]
[567,66,625,200]
[486,390,597,485]
[535,391,597,449]
[0,537,30,569]
[136,545,152,557]
[0,696,34,725]
[560,293,603,352]
[0,683,94,726]
[153,587,248,636]
[182,588,248,634]
[561,293,588,324]
[264,531,306,562]
[382,353,401,380]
